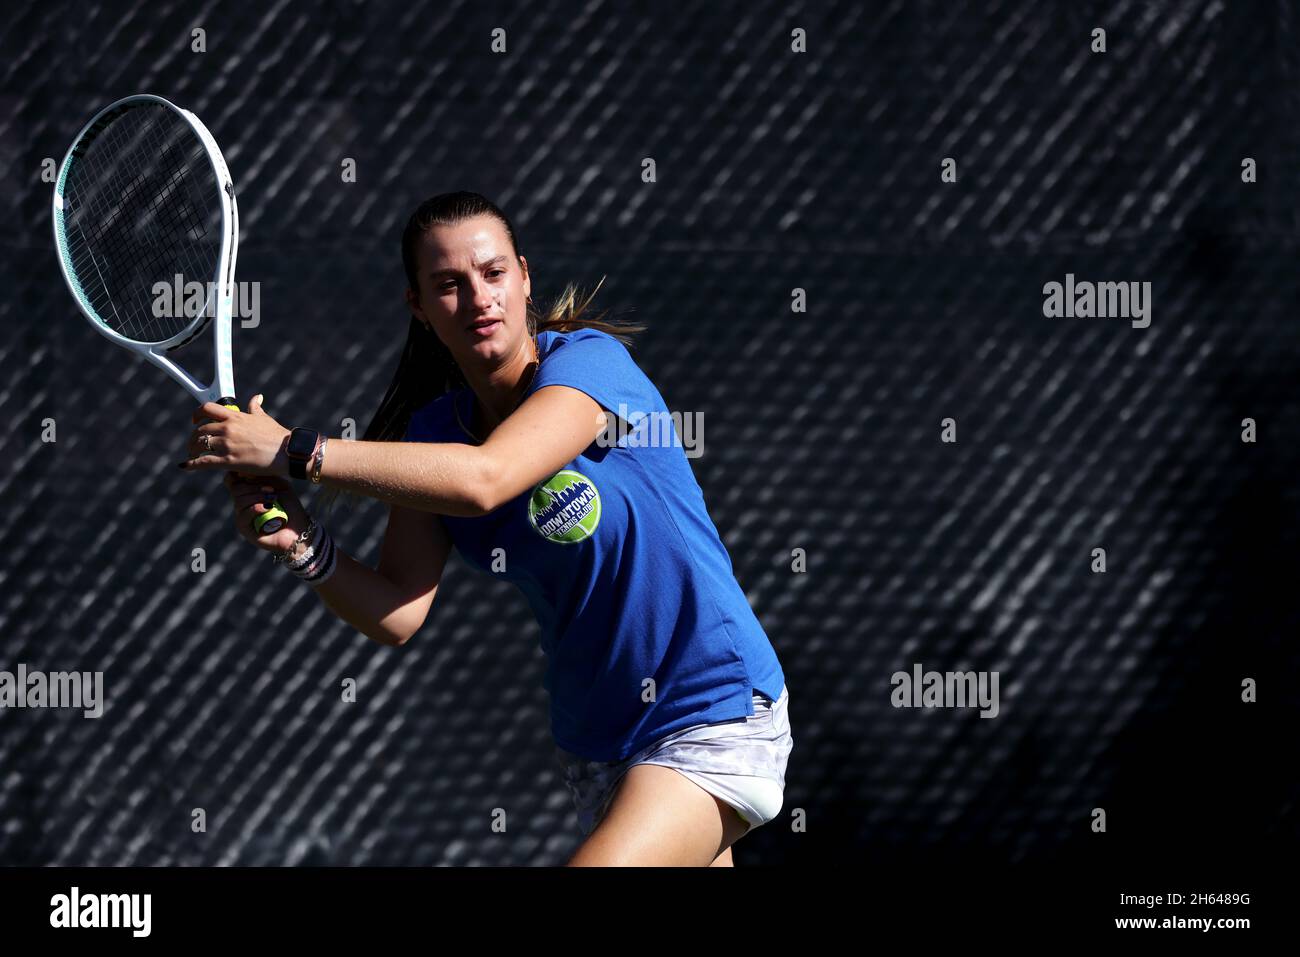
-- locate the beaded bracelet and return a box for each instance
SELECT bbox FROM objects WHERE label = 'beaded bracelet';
[272,518,319,565]
[286,541,319,571]
[269,513,338,587]
[295,527,338,586]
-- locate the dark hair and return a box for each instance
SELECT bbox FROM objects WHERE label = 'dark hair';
[317,191,644,517]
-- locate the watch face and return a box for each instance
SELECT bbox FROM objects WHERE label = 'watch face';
[289,429,318,457]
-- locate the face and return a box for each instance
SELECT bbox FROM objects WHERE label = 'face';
[406,214,532,372]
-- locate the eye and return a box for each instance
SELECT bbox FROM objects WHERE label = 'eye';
[487,269,505,278]
[438,280,456,291]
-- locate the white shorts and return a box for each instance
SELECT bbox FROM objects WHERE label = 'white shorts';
[554,685,793,837]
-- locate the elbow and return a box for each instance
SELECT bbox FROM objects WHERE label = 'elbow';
[373,605,429,648]
[382,615,420,647]
[366,613,416,647]
[385,624,412,647]
[366,628,409,648]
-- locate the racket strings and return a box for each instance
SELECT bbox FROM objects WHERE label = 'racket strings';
[61,104,224,345]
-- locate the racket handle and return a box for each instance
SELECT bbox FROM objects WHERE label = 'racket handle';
[218,401,289,535]
[253,503,289,535]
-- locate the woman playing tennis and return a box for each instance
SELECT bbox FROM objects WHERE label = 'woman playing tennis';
[181,192,793,867]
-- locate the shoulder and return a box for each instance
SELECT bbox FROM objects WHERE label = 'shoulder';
[530,326,662,427]
[538,326,626,358]
[535,327,639,377]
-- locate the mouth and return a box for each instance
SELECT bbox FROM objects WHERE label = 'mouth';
[467,318,502,338]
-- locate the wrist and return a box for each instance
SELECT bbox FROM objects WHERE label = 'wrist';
[279,428,294,478]
[287,427,324,480]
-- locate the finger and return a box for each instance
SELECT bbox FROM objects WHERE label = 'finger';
[244,474,290,493]
[178,454,221,471]
[189,436,222,459]
[192,401,233,425]
[248,393,266,414]
[226,479,268,499]
[227,479,264,496]
[239,502,278,524]
[232,485,280,506]
[189,424,223,457]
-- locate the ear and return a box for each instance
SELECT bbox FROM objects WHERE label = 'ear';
[405,287,429,328]
[519,255,531,302]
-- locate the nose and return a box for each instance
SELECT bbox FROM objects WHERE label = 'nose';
[468,278,495,313]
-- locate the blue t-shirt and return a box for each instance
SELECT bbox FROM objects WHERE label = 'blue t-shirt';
[404,328,785,762]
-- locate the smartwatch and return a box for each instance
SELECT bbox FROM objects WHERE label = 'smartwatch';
[287,427,323,480]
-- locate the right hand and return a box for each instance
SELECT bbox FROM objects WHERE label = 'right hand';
[223,472,310,556]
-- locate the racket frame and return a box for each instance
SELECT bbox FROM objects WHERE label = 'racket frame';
[52,93,238,404]
[52,93,288,534]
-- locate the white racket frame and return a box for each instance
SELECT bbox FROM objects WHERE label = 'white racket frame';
[52,93,286,535]
[52,92,241,405]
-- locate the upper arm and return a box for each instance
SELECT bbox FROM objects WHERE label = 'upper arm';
[377,504,454,643]
[477,384,608,511]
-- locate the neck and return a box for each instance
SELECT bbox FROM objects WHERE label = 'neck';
[461,337,538,437]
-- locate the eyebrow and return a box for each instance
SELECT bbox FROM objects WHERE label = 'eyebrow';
[429,255,509,279]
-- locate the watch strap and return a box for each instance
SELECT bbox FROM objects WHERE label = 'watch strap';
[288,428,323,480]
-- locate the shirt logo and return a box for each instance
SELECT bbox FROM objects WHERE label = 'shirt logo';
[528,469,601,543]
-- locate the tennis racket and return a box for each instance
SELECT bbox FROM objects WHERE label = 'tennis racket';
[51,93,287,534]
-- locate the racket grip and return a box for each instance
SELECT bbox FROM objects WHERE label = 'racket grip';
[219,401,289,535]
[254,503,289,535]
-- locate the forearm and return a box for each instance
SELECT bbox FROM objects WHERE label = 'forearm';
[310,546,420,647]
[315,439,491,516]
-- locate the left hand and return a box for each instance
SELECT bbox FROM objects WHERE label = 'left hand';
[179,393,291,477]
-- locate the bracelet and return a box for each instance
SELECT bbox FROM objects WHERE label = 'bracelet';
[305,550,338,587]
[271,513,338,586]
[310,437,329,484]
[287,541,318,571]
[293,526,338,586]
[272,518,318,565]
[296,532,331,577]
